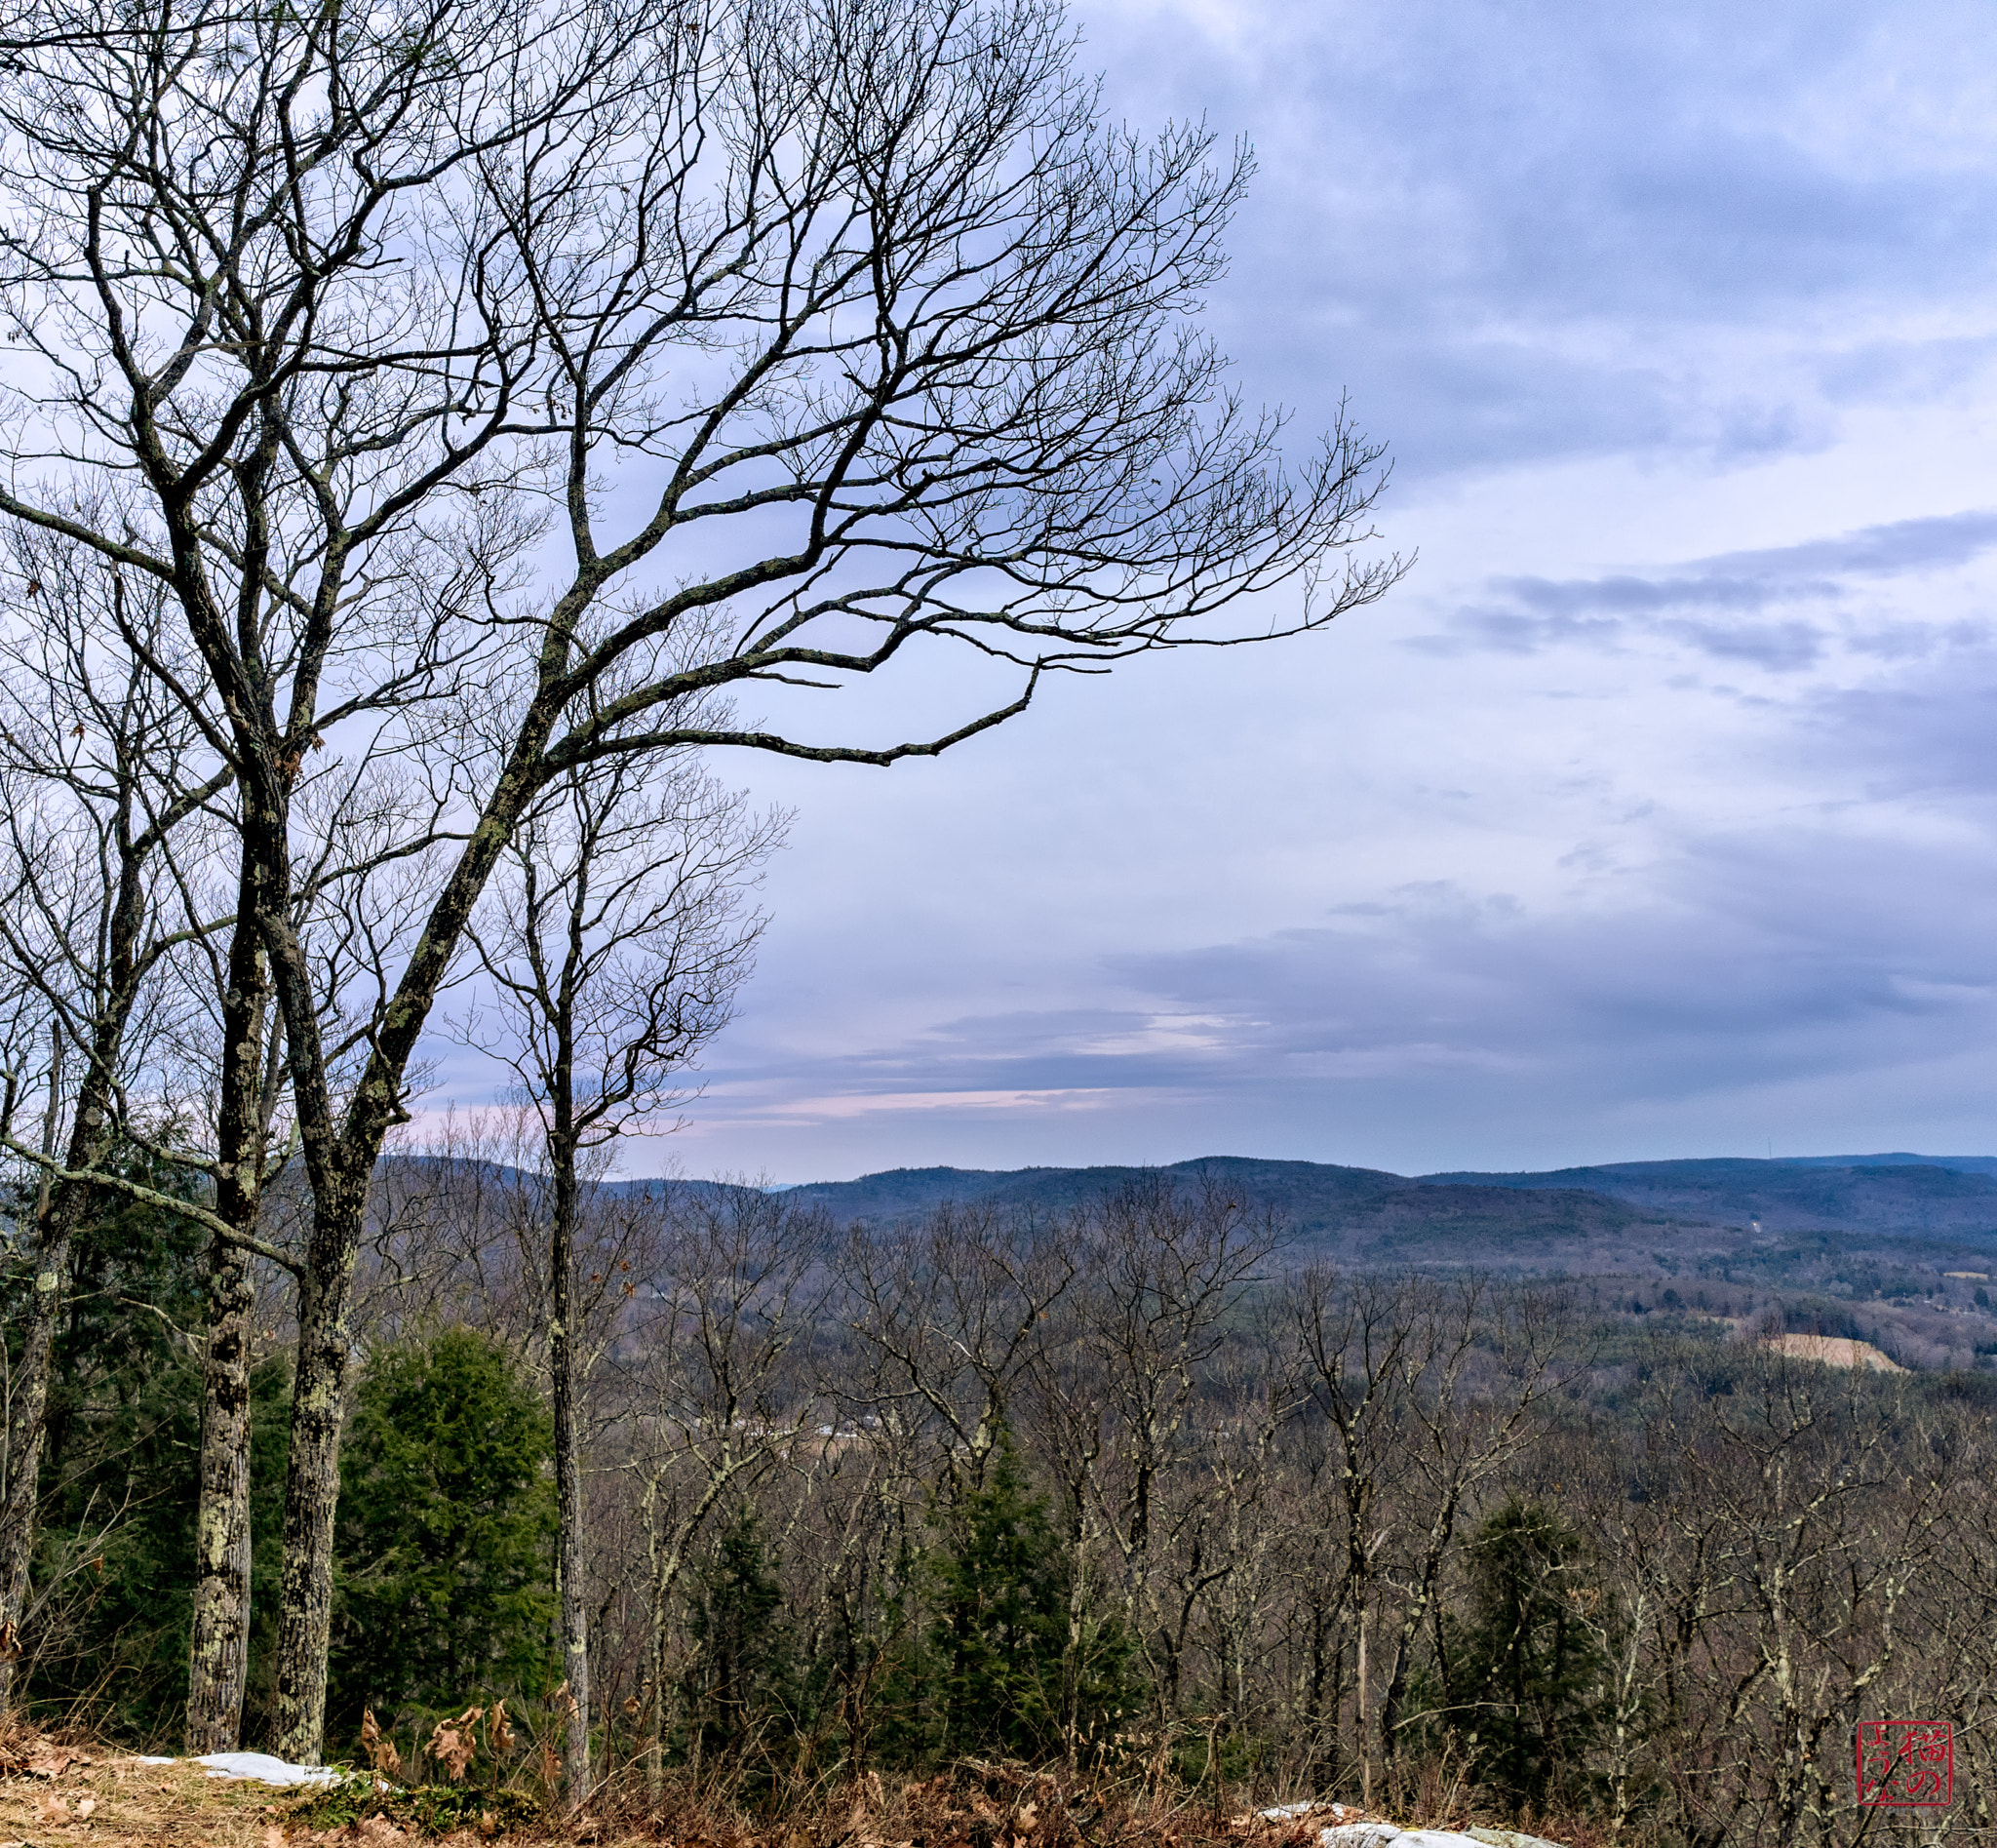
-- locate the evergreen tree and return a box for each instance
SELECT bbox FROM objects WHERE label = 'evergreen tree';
[1446,1498,1611,1813]
[922,1432,1072,1761]
[328,1328,557,1735]
[686,1508,790,1765]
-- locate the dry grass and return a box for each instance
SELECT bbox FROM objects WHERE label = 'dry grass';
[0,1746,300,1847]
[1760,1333,1905,1372]
[0,1717,1590,1848]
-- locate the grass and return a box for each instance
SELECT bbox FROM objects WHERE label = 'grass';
[0,1715,1595,1848]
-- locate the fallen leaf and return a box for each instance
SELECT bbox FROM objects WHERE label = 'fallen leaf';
[76,1795,98,1818]
[33,1789,70,1825]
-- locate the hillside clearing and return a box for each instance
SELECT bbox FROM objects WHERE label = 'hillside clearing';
[1761,1333,1906,1371]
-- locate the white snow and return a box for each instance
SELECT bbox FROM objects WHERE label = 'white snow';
[191,1751,344,1787]
[1320,1827,1565,1848]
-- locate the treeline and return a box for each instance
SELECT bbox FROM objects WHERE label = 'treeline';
[11,1158,1997,1844]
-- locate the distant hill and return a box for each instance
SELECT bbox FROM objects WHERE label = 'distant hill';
[778,1156,1408,1226]
[1777,1152,1997,1179]
[767,1152,1997,1277]
[1421,1157,1997,1237]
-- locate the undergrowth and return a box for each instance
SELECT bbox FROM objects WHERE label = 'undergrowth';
[280,1774,543,1836]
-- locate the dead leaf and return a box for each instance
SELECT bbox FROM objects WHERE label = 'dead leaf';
[427,1707,482,1781]
[27,1748,75,1776]
[33,1789,69,1825]
[76,1794,98,1818]
[362,1706,404,1779]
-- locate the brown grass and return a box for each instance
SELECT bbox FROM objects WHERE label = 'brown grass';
[0,1717,1589,1848]
[1760,1333,1905,1372]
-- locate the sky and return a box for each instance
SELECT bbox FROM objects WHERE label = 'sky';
[588,0,1997,1182]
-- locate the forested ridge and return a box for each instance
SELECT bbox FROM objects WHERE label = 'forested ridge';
[7,1155,1996,1845]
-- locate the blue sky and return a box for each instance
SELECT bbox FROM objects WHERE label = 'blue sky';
[601,0,1997,1180]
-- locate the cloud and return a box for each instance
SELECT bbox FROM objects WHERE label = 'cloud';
[1419,508,1997,662]
[670,802,1997,1179]
[1128,0,1997,480]
[1698,509,1997,580]
[708,825,1997,1117]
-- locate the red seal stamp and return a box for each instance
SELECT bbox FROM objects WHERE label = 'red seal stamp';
[1857,1721,1953,1806]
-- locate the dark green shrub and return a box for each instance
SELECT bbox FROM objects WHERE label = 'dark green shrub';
[328,1327,557,1736]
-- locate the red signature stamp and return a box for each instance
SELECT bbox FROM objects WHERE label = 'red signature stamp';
[1857,1721,1953,1806]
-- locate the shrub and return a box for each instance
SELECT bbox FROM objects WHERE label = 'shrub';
[328,1327,556,1736]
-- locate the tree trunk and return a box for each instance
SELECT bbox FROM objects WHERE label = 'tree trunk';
[186,916,273,1750]
[646,1486,668,1802]
[185,1236,256,1750]
[1357,1600,1372,1810]
[268,1196,364,1763]
[551,1151,592,1801]
[0,1040,61,1716]
[0,1222,68,1717]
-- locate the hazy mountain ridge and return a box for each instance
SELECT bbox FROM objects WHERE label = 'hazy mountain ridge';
[1423,1156,1997,1235]
[771,1152,1997,1257]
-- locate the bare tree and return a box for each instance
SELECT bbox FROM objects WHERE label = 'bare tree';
[0,0,1398,1755]
[624,1185,827,1791]
[1290,1273,1580,1806]
[1067,1176,1282,1721]
[460,744,781,1798]
[0,519,443,1746]
[0,542,232,1718]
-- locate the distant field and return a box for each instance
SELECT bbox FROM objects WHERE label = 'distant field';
[1761,1332,1904,1372]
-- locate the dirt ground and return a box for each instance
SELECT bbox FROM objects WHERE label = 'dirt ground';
[0,1730,1540,1848]
[0,1750,621,1848]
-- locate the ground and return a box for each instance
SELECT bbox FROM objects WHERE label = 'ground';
[0,1748,606,1848]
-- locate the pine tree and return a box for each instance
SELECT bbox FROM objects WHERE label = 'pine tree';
[686,1509,789,1765]
[922,1432,1071,1761]
[327,1329,557,1737]
[1446,1498,1610,1813]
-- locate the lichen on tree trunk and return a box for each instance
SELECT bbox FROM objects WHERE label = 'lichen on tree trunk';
[185,1237,256,1751]
[268,1248,358,1764]
[0,1204,72,1717]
